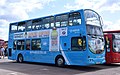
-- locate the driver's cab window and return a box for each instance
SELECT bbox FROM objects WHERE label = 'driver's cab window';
[71,37,86,51]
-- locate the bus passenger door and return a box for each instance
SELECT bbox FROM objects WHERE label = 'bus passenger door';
[105,35,112,64]
[60,36,86,65]
[60,36,71,65]
[69,36,86,65]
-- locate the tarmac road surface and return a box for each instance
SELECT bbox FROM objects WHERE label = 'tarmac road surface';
[0,57,120,75]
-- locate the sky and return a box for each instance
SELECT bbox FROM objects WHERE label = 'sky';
[0,0,120,41]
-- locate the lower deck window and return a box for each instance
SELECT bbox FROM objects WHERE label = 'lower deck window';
[32,39,41,50]
[17,40,25,50]
[26,40,30,50]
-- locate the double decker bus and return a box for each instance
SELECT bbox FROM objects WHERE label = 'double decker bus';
[8,9,105,66]
[104,30,120,64]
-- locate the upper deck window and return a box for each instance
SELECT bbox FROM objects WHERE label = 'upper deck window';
[69,12,81,26]
[10,23,17,33]
[26,20,32,31]
[43,16,54,29]
[84,10,100,26]
[18,22,26,32]
[32,39,41,50]
[85,10,103,36]
[32,19,42,30]
[55,14,68,27]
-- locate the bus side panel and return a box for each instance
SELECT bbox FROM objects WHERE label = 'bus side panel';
[35,52,61,64]
[21,37,61,64]
[112,53,120,63]
[64,51,87,65]
[23,51,61,64]
[106,53,112,64]
[22,50,31,62]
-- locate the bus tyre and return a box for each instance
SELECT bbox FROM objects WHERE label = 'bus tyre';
[55,56,65,67]
[17,54,23,63]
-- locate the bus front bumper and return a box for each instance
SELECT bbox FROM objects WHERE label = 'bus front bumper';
[87,57,105,65]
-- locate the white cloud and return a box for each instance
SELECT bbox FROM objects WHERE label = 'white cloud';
[9,0,43,12]
[103,20,120,31]
[64,0,120,13]
[0,19,9,41]
[0,0,54,40]
[0,0,6,6]
[0,0,55,21]
[64,0,120,31]
[118,20,120,24]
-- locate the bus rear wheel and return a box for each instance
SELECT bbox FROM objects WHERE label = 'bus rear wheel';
[17,54,23,63]
[55,56,65,67]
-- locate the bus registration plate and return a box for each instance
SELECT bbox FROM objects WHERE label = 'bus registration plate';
[96,62,100,64]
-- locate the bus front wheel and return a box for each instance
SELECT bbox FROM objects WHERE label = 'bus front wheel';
[55,56,65,67]
[17,54,23,63]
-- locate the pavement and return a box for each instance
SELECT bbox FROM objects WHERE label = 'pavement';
[0,57,11,62]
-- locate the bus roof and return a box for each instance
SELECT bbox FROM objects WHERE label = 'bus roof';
[104,30,120,33]
[10,9,96,25]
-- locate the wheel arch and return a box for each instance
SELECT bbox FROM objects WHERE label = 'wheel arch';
[55,55,65,66]
[17,53,24,62]
[55,55,64,61]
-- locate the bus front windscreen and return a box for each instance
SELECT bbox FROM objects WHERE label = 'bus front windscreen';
[85,10,104,54]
